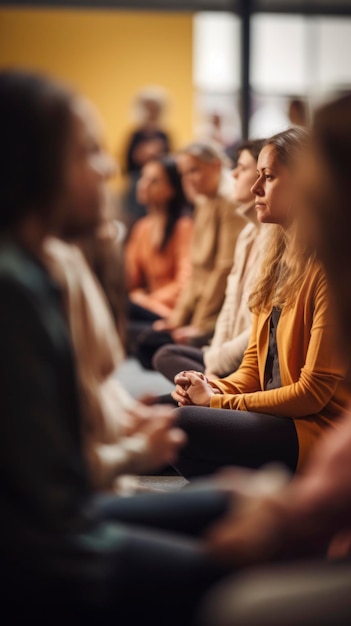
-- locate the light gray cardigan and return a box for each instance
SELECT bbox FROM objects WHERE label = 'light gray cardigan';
[203,203,268,375]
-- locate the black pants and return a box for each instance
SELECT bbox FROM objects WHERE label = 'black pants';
[174,406,299,479]
[128,303,213,371]
[153,343,206,382]
[8,488,231,625]
[96,486,230,537]
[97,487,232,625]
[127,300,173,369]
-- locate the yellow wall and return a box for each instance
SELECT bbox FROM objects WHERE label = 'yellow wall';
[0,8,193,186]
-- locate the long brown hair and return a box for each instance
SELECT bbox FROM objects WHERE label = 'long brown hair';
[248,127,313,312]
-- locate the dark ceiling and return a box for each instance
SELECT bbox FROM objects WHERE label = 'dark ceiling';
[1,0,351,15]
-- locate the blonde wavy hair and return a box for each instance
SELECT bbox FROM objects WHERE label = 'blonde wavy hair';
[249,127,314,312]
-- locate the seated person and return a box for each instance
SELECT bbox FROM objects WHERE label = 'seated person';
[122,87,172,230]
[44,235,184,492]
[153,138,266,383]
[172,128,351,479]
[134,141,244,369]
[0,69,236,623]
[77,181,128,346]
[40,98,185,492]
[126,155,193,324]
[198,92,351,626]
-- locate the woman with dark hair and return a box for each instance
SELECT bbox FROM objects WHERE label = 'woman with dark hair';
[172,127,351,479]
[125,155,193,364]
[122,87,172,231]
[126,155,193,321]
[130,141,243,369]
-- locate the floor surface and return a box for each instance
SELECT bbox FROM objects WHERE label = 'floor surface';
[115,357,174,399]
[115,358,186,491]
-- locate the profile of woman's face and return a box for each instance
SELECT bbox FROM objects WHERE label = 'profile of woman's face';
[251,144,296,228]
[58,99,115,238]
[136,161,175,208]
[232,149,258,204]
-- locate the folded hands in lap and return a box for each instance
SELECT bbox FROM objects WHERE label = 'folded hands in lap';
[171,370,217,407]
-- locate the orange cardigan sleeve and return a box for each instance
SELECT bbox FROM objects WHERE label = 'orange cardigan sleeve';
[210,273,346,416]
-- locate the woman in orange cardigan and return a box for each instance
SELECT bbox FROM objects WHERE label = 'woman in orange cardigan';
[172,128,351,478]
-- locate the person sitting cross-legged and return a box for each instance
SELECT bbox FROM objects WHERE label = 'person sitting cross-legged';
[172,128,351,480]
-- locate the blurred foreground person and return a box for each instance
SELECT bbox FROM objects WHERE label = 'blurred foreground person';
[41,101,186,493]
[0,69,236,623]
[198,94,351,626]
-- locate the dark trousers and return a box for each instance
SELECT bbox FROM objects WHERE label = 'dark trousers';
[127,303,213,371]
[174,406,299,479]
[7,488,231,626]
[97,487,232,625]
[96,485,229,536]
[127,300,174,370]
[153,343,206,382]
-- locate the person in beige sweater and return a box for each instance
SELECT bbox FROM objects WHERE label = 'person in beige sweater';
[165,142,243,341]
[132,141,244,370]
[153,138,267,383]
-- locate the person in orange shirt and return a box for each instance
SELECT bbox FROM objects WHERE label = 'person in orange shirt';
[172,128,351,478]
[125,156,193,352]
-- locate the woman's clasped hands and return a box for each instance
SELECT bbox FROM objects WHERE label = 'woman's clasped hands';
[171,370,219,407]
